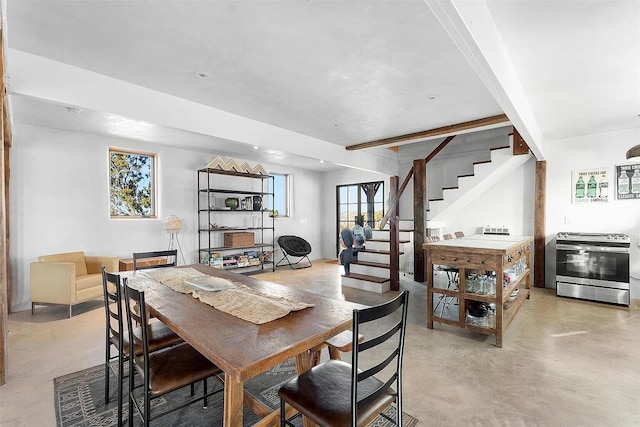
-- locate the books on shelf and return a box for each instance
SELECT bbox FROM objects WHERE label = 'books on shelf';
[204,251,262,270]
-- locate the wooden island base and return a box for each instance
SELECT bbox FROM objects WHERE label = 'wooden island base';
[424,235,533,347]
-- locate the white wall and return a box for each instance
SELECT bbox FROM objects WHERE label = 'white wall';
[397,127,512,217]
[434,157,536,237]
[544,128,640,297]
[10,123,324,312]
[268,165,324,265]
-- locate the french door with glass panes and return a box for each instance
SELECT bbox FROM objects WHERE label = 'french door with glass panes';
[336,181,384,256]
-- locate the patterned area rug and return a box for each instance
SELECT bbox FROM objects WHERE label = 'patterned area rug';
[54,358,419,426]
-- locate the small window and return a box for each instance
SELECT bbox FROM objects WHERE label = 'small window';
[267,173,290,217]
[109,148,156,218]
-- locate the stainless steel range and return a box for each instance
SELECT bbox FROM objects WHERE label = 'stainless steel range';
[556,232,630,306]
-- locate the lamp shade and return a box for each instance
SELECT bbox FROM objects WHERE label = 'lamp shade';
[164,215,182,233]
[626,145,640,161]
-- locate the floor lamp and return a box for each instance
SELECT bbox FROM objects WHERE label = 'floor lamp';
[164,215,186,265]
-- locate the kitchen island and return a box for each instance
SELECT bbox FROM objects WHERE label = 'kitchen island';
[424,234,533,347]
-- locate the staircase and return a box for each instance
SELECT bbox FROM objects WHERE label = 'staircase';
[341,221,413,293]
[427,143,532,222]
[341,139,532,294]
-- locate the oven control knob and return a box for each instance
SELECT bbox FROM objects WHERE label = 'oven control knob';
[606,234,613,240]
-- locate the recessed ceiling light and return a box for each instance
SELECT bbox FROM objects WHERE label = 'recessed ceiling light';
[193,71,210,79]
[253,146,259,150]
[65,106,82,114]
[320,160,325,163]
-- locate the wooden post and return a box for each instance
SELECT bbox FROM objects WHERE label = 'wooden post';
[0,97,6,386]
[413,159,426,282]
[389,177,399,291]
[534,160,546,288]
[3,104,9,312]
[0,30,9,386]
[513,127,530,155]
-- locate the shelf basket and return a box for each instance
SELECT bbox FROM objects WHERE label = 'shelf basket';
[224,232,255,248]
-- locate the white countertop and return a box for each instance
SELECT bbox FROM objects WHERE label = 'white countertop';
[424,234,532,250]
[458,234,532,242]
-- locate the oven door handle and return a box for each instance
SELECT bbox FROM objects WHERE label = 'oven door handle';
[556,243,630,254]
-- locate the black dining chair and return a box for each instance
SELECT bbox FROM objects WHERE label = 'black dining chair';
[101,268,183,426]
[132,249,177,271]
[278,290,409,426]
[123,279,224,427]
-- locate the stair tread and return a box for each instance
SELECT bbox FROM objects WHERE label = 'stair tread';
[352,260,391,269]
[358,249,404,255]
[366,238,410,244]
[343,273,390,283]
[429,143,515,222]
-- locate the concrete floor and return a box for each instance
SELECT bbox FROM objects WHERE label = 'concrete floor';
[1,260,639,426]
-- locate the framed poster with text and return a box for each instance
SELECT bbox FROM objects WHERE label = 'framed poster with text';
[615,164,640,200]
[572,168,609,204]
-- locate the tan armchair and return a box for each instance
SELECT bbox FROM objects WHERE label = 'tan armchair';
[31,251,119,317]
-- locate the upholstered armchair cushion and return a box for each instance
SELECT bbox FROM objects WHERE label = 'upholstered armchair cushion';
[38,251,89,276]
[31,251,119,317]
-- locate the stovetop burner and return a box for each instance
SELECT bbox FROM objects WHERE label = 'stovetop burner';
[556,232,630,244]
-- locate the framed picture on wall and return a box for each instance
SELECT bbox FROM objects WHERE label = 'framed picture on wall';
[615,164,640,200]
[571,168,609,204]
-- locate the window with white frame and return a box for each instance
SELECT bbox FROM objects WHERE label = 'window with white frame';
[267,173,290,217]
[109,148,156,218]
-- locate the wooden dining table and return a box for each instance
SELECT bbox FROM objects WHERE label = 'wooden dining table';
[123,264,365,427]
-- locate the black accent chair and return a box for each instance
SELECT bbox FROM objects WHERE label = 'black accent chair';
[132,249,177,271]
[278,290,409,426]
[276,235,312,269]
[123,279,224,427]
[101,268,183,426]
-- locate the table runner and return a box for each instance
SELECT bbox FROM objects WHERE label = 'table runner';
[128,267,314,324]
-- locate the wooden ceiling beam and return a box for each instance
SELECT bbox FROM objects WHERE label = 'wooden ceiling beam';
[346,114,509,151]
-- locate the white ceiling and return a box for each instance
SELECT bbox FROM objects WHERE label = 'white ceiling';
[3,0,639,172]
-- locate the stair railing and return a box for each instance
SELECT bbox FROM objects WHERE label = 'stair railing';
[377,135,456,289]
[377,135,455,231]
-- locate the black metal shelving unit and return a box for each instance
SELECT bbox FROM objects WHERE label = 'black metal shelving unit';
[197,168,275,274]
